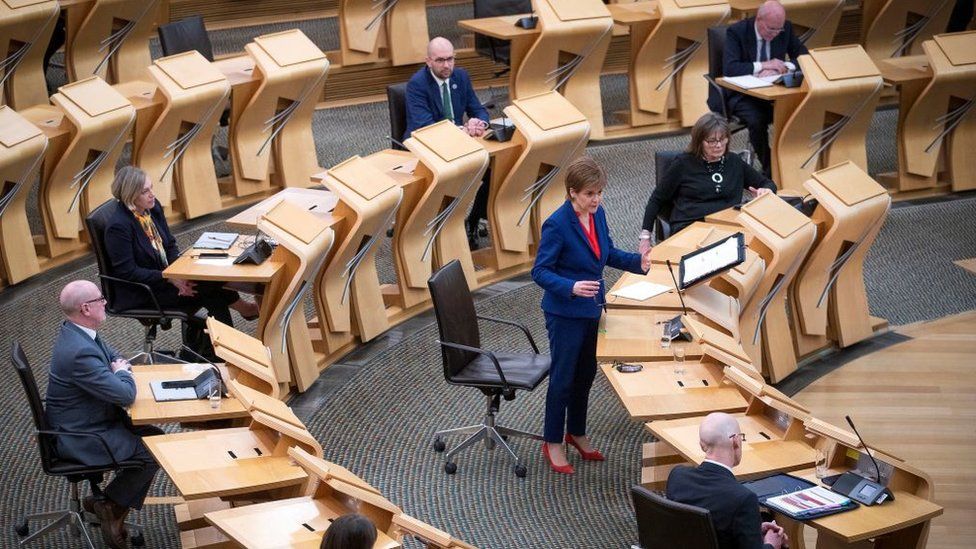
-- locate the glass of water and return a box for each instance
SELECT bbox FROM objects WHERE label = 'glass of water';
[673,346,686,375]
[815,449,828,479]
[208,378,221,410]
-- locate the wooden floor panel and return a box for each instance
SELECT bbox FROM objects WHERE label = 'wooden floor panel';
[794,312,976,548]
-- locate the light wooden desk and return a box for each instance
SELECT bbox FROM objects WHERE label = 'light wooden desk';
[597,308,702,362]
[226,187,338,229]
[204,497,399,549]
[128,364,248,425]
[955,258,976,275]
[717,77,805,184]
[144,426,309,500]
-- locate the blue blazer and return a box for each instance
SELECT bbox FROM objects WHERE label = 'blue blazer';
[532,201,643,319]
[722,18,808,109]
[405,67,489,137]
[667,461,775,549]
[104,200,180,311]
[45,322,140,465]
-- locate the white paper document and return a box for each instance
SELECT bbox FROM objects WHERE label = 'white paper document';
[609,281,671,301]
[724,75,774,90]
[193,232,239,250]
[195,257,235,266]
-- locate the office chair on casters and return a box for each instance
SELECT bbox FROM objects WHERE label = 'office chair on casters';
[427,260,550,478]
[631,485,720,549]
[85,200,197,364]
[11,342,146,548]
[652,151,681,243]
[704,25,748,142]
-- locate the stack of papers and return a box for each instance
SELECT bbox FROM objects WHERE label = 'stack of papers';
[193,232,239,250]
[609,281,671,301]
[724,75,776,90]
[765,486,854,519]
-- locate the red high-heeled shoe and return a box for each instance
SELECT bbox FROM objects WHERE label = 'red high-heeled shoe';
[543,442,575,474]
[565,434,606,461]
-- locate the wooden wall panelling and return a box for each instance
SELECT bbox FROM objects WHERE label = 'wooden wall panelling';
[0,0,59,109]
[139,51,229,218]
[0,106,47,285]
[775,45,883,193]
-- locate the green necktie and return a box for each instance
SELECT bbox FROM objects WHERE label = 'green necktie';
[441,82,454,122]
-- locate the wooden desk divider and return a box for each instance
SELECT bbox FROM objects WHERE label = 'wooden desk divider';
[395,121,489,309]
[736,193,817,382]
[0,0,58,109]
[776,45,883,193]
[490,91,589,275]
[226,379,304,430]
[883,32,976,193]
[338,0,427,67]
[206,317,280,398]
[138,51,229,219]
[0,106,47,285]
[391,514,478,549]
[314,156,402,363]
[791,162,890,358]
[512,0,613,138]
[232,30,328,197]
[597,308,704,363]
[256,199,336,392]
[65,0,159,84]
[619,0,729,130]
[777,0,846,49]
[44,76,134,259]
[861,0,955,62]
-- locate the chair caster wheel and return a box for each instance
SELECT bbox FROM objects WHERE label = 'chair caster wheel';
[514,464,527,478]
[433,437,446,452]
[15,520,28,537]
[131,532,146,546]
[444,461,457,474]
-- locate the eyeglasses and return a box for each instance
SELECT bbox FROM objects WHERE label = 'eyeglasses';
[83,296,107,307]
[704,137,729,145]
[431,56,455,64]
[729,433,746,442]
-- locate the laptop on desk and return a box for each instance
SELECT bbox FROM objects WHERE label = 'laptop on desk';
[150,368,222,402]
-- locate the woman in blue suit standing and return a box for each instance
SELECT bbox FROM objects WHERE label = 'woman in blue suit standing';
[531,157,650,474]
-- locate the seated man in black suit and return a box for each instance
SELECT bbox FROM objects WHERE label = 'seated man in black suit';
[45,280,164,549]
[667,412,789,549]
[723,0,808,176]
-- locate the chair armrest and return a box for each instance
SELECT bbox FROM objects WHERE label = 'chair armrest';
[703,74,731,120]
[36,429,122,468]
[98,274,164,315]
[437,340,509,390]
[476,315,540,353]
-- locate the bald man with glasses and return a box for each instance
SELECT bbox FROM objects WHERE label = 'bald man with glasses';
[666,412,789,549]
[46,280,163,549]
[722,0,808,177]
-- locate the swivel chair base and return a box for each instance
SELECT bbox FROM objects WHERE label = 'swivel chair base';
[14,482,145,548]
[432,393,542,478]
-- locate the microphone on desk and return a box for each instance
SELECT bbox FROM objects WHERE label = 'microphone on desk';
[846,415,883,483]
[179,344,225,396]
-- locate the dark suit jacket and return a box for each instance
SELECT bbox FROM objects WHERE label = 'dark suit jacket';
[45,322,140,465]
[532,201,643,319]
[723,18,808,108]
[667,462,774,549]
[405,66,489,136]
[104,200,180,312]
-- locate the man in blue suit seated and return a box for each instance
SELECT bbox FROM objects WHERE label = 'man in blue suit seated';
[46,280,163,549]
[667,412,789,549]
[406,37,492,247]
[722,0,808,177]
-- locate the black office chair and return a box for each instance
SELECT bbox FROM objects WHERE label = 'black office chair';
[652,150,681,243]
[85,200,196,364]
[12,342,145,548]
[427,260,550,478]
[704,25,747,137]
[386,83,408,150]
[473,0,532,77]
[631,485,720,549]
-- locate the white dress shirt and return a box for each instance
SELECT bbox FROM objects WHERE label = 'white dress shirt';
[752,23,796,75]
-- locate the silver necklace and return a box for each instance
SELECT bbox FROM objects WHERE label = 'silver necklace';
[704,154,726,193]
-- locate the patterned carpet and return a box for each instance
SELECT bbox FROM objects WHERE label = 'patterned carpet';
[3,7,975,548]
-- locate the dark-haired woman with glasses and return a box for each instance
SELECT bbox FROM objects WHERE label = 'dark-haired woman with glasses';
[638,113,776,255]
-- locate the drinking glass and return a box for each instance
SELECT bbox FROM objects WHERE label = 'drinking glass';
[673,346,686,375]
[815,449,828,479]
[208,379,221,410]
